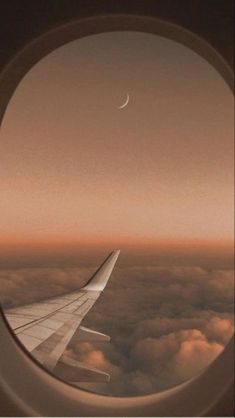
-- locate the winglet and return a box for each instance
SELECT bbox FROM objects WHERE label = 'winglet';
[82,250,120,292]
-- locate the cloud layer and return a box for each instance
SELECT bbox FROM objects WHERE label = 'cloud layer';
[0,261,234,396]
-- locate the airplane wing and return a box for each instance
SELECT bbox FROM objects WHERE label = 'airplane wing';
[5,250,120,382]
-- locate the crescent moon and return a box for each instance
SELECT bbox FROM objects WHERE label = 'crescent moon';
[118,94,129,109]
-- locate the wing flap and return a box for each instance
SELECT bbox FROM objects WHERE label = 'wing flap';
[76,326,110,342]
[54,354,110,383]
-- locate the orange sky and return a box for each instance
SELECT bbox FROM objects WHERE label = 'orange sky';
[0,32,234,248]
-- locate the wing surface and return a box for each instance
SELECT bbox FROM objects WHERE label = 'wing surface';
[5,250,120,380]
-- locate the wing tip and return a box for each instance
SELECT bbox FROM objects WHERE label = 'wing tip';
[82,249,120,291]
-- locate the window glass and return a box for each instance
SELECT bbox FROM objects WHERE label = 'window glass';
[0,32,234,396]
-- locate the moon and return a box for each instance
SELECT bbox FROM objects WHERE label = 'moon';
[118,94,129,109]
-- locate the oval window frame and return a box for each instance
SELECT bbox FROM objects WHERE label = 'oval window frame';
[0,13,234,417]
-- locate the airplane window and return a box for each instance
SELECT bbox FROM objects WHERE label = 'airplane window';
[0,31,234,397]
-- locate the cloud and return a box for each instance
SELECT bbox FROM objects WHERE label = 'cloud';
[72,265,234,395]
[68,342,123,379]
[67,326,227,396]
[0,266,92,308]
[69,322,230,396]
[131,329,223,381]
[205,316,234,345]
[173,331,223,381]
[0,261,234,396]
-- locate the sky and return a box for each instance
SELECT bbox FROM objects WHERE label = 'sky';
[0,31,234,249]
[0,31,234,396]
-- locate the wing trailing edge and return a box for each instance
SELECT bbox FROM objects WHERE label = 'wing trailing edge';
[76,326,110,342]
[54,354,110,383]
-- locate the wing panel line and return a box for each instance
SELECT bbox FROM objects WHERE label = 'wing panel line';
[11,292,85,332]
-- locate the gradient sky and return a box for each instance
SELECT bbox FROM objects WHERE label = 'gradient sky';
[0,33,234,396]
[0,31,234,248]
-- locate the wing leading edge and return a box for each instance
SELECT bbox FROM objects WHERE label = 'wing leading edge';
[5,250,120,382]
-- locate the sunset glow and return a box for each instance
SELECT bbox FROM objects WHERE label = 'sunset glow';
[0,32,233,249]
